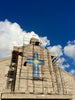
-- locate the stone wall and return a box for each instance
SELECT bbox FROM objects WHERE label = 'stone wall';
[0,43,75,99]
[14,44,75,96]
[0,57,11,100]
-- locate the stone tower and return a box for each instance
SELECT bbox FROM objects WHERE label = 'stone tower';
[0,38,75,100]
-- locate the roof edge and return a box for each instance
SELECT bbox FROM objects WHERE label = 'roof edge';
[0,56,11,62]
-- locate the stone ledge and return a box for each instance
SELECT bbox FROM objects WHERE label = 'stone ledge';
[1,93,73,99]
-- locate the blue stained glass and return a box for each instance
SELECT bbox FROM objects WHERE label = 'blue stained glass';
[27,53,44,78]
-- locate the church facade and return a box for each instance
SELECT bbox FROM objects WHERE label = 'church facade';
[0,38,75,100]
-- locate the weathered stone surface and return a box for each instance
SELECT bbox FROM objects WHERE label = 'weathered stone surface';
[0,38,75,99]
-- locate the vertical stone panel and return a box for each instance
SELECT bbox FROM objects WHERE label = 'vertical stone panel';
[15,56,21,91]
[48,53,58,94]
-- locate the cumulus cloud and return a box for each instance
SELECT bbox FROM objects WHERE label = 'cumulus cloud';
[47,45,63,57]
[69,69,75,75]
[0,19,71,71]
[40,37,50,47]
[47,45,70,69]
[56,57,70,69]
[67,40,75,44]
[0,19,50,59]
[60,63,70,69]
[59,57,66,64]
[64,41,75,60]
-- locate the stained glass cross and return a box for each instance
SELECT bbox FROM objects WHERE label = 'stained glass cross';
[27,53,44,78]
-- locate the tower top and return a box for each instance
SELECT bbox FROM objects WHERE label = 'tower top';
[30,38,40,46]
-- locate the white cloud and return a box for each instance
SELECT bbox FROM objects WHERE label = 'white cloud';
[47,45,63,57]
[47,45,70,69]
[60,63,70,69]
[0,19,71,71]
[67,40,75,44]
[64,44,75,60]
[57,57,70,69]
[69,69,75,75]
[0,19,50,59]
[40,37,50,47]
[59,57,66,64]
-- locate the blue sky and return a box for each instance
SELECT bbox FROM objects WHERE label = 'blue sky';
[0,0,75,75]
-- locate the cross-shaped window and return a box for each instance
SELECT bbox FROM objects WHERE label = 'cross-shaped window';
[27,53,44,79]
